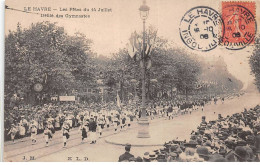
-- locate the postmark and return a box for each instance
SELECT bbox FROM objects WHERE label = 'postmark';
[179,6,224,51]
[221,2,256,50]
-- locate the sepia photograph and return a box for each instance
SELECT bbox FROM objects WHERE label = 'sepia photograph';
[3,0,260,162]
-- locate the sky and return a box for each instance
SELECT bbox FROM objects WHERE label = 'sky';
[4,0,260,89]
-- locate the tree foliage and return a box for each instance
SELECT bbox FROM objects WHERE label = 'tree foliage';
[5,22,95,103]
[249,36,260,92]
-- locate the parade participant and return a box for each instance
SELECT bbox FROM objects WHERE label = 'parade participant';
[88,117,97,144]
[79,121,88,143]
[18,123,26,142]
[201,101,205,111]
[65,113,73,129]
[150,107,155,120]
[97,117,104,138]
[113,115,119,133]
[214,97,218,105]
[105,116,110,128]
[118,143,134,162]
[189,108,192,115]
[54,115,61,130]
[7,124,17,143]
[30,124,37,145]
[121,115,126,131]
[47,120,55,140]
[168,105,173,120]
[19,116,28,128]
[126,115,131,129]
[62,122,70,147]
[43,126,51,147]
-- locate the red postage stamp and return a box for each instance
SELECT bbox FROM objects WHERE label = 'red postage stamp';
[221,1,256,50]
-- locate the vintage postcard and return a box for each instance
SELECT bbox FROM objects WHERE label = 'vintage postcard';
[3,0,260,162]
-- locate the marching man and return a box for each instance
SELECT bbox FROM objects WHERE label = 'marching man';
[79,121,88,143]
[62,122,70,148]
[126,115,131,130]
[113,115,119,133]
[47,120,55,140]
[8,124,17,143]
[97,117,104,138]
[43,126,51,147]
[54,115,61,130]
[31,124,37,145]
[105,116,110,128]
[88,117,97,144]
[18,123,26,142]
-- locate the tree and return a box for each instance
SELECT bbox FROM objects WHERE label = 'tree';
[5,22,95,105]
[250,36,260,92]
[100,26,202,102]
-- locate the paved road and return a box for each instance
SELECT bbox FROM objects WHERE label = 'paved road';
[4,93,260,162]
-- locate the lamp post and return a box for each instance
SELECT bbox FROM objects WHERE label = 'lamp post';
[137,0,150,138]
[130,79,138,101]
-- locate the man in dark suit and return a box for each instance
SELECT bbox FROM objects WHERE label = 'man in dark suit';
[118,143,134,162]
[88,117,97,144]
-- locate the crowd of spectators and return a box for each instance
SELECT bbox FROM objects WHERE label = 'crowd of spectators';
[119,105,260,162]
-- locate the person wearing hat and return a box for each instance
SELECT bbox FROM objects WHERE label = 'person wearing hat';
[78,121,88,143]
[105,116,110,128]
[167,152,178,162]
[19,115,28,127]
[125,115,131,130]
[30,124,37,145]
[47,120,55,140]
[148,151,157,162]
[118,143,134,162]
[234,146,248,162]
[18,122,26,142]
[170,144,182,155]
[179,147,199,162]
[97,116,104,138]
[196,146,210,161]
[143,152,150,162]
[54,115,61,130]
[7,124,17,143]
[62,122,70,148]
[43,125,51,147]
[88,117,97,144]
[157,153,167,162]
[112,115,119,134]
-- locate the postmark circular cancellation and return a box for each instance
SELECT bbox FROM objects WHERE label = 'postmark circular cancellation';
[221,2,257,50]
[179,6,224,52]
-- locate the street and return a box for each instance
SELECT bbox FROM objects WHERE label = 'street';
[4,92,260,162]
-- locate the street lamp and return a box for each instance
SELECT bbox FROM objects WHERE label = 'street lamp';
[137,0,150,138]
[139,0,150,21]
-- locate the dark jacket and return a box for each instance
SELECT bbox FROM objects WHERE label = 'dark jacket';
[118,152,134,162]
[88,120,97,132]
